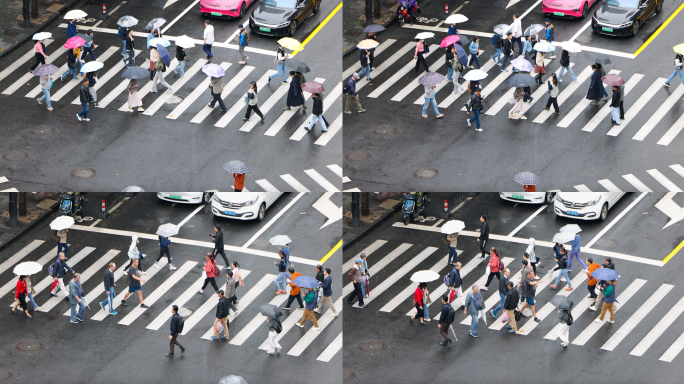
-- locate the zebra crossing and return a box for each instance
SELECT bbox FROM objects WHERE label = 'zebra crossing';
[1,240,340,362]
[345,38,684,146]
[574,163,684,192]
[0,44,341,147]
[0,176,18,192]
[252,164,344,192]
[346,239,684,362]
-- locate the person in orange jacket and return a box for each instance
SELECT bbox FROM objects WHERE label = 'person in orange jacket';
[233,173,245,192]
[283,267,304,310]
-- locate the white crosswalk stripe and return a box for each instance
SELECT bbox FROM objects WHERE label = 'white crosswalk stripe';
[168,62,231,120]
[189,65,255,123]
[95,55,148,108]
[199,270,260,340]
[0,41,53,82]
[265,81,320,136]
[142,59,208,116]
[3,46,67,95]
[32,247,96,298]
[484,59,553,116]
[633,84,684,141]
[47,47,119,101]
[257,307,306,350]
[304,169,340,192]
[343,243,413,297]
[287,297,343,356]
[368,44,438,98]
[343,39,396,79]
[0,176,19,192]
[657,112,684,146]
[355,42,416,93]
[606,78,663,136]
[316,331,342,362]
[289,83,340,141]
[637,296,684,356]
[214,70,277,128]
[598,179,622,192]
[230,285,291,345]
[0,240,44,275]
[343,240,387,272]
[391,51,447,102]
[70,50,138,105]
[647,169,683,192]
[574,164,684,192]
[379,253,450,313]
[622,174,652,192]
[533,65,593,123]
[117,58,179,112]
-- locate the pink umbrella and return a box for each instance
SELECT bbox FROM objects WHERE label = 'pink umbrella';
[601,74,625,87]
[440,35,460,48]
[301,81,325,94]
[64,36,86,49]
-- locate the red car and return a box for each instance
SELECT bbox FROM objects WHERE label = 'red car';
[543,0,599,19]
[200,0,256,18]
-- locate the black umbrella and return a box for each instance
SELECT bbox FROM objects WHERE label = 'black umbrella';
[286,60,310,73]
[456,34,470,46]
[121,66,148,79]
[585,52,611,65]
[258,304,282,319]
[363,24,385,33]
[506,73,535,88]
[75,33,93,43]
[549,295,574,311]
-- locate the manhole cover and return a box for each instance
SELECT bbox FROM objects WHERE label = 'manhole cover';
[576,35,594,44]
[16,341,44,352]
[373,126,398,136]
[413,169,438,179]
[594,239,617,248]
[71,168,95,179]
[4,29,19,37]
[3,151,28,162]
[252,239,272,248]
[165,95,183,104]
[0,370,12,382]
[345,150,371,162]
[31,126,55,136]
[343,370,355,382]
[178,307,194,317]
[358,341,387,352]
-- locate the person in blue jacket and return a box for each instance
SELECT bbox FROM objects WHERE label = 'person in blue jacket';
[154,235,177,270]
[67,19,77,39]
[315,268,338,317]
[50,252,74,299]
[166,305,186,358]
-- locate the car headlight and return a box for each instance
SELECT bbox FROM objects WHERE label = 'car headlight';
[213,195,220,203]
[586,198,600,206]
[229,6,238,10]
[619,21,633,28]
[244,195,259,206]
[555,194,563,203]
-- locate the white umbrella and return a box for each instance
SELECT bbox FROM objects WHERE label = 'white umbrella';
[64,10,87,19]
[33,32,52,40]
[156,223,179,237]
[269,235,292,246]
[175,35,195,49]
[410,270,440,282]
[13,262,42,276]
[50,216,75,231]
[415,32,435,40]
[445,14,468,24]
[559,224,581,233]
[82,296,90,309]
[553,232,576,243]
[561,41,582,53]
[440,220,465,234]
[80,61,104,73]
[463,70,488,81]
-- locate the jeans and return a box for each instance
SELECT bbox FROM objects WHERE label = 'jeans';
[203,43,213,59]
[307,114,327,131]
[501,55,511,69]
[469,53,481,68]
[61,67,78,80]
[102,286,116,312]
[209,92,227,110]
[274,272,288,291]
[423,299,430,318]
[493,48,502,63]
[70,301,85,322]
[554,268,571,287]
[666,69,684,85]
[78,102,89,118]
[558,65,577,81]
[39,89,52,109]
[123,50,134,67]
[121,39,127,55]
[568,250,587,271]
[360,276,367,296]
[602,86,608,98]
[27,292,39,309]
[493,292,505,316]
[512,36,523,53]
[82,46,96,61]
[446,66,454,82]
[610,106,620,124]
[174,60,185,77]
[422,97,440,116]
[469,109,481,129]
[269,63,287,82]
[470,313,478,336]
[448,247,458,263]
[358,64,371,80]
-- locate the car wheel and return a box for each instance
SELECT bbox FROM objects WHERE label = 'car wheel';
[655,0,663,14]
[599,203,609,221]
[581,2,589,18]
[545,192,555,204]
[313,0,320,14]
[631,20,640,36]
[202,192,212,204]
[289,20,297,36]
[257,203,266,221]
[239,2,246,18]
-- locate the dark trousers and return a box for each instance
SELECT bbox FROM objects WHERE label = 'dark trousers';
[619,101,624,119]
[124,258,144,272]
[447,247,458,264]
[415,53,429,72]
[484,271,501,288]
[57,242,69,257]
[228,295,238,313]
[209,92,226,110]
[213,248,228,268]
[588,284,597,298]
[347,282,365,306]
[285,293,304,308]
[501,55,511,69]
[170,333,183,353]
[523,86,532,102]
[512,36,523,53]
[202,277,219,292]
[245,104,264,119]
[439,322,450,341]
[534,72,543,83]
[233,281,240,300]
[545,96,559,112]
[203,43,213,59]
[479,239,489,258]
[157,246,171,264]
[29,53,45,71]
[81,46,96,61]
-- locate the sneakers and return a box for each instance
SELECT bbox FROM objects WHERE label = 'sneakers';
[140,304,149,308]
[664,82,671,88]
[180,346,186,354]
[76,114,83,121]
[275,345,282,352]
[313,308,320,313]
[198,289,204,294]
[169,265,177,271]
[565,286,573,291]
[83,118,90,122]
[480,286,488,291]
[165,353,174,358]
[344,110,352,114]
[109,311,118,315]
[267,350,275,355]
[608,319,614,324]
[466,119,471,127]
[595,318,604,323]
[534,317,541,323]
[475,128,483,132]
[330,312,338,318]
[439,340,448,346]
[100,302,106,311]
[509,329,517,333]
[211,336,219,340]
[121,300,128,307]
[588,306,597,311]
[71,320,79,323]
[425,318,432,322]
[77,317,84,322]
[313,326,321,331]
[154,262,161,268]
[141,270,147,275]
[295,322,304,328]
[561,342,568,347]
[549,285,557,290]
[137,107,145,111]
[491,310,498,318]
[358,109,366,113]
[469,332,478,338]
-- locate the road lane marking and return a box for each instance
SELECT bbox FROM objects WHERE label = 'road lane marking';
[168,62,231,119]
[2,46,67,95]
[544,294,594,340]
[239,78,296,132]
[343,39,396,79]
[622,174,652,192]
[632,84,684,141]
[657,112,684,146]
[607,78,664,136]
[0,240,44,276]
[343,240,387,271]
[585,192,647,248]
[320,239,343,264]
[634,1,684,56]
[280,174,310,192]
[229,278,289,345]
[31,247,96,298]
[367,44,438,98]
[343,243,413,296]
[118,57,179,111]
[0,41,53,82]
[95,55,148,108]
[288,298,342,356]
[598,179,622,192]
[316,331,342,362]
[647,169,683,192]
[304,169,340,192]
[533,65,593,124]
[241,192,305,248]
[214,70,276,128]
[314,113,343,146]
[506,204,548,237]
[146,273,206,330]
[558,69,620,128]
[143,58,208,116]
[162,0,202,34]
[574,184,592,192]
[291,1,342,57]
[255,179,280,192]
[188,65,254,123]
[356,42,416,93]
[631,292,684,356]
[582,73,643,133]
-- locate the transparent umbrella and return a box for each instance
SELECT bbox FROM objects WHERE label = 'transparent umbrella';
[156,223,179,238]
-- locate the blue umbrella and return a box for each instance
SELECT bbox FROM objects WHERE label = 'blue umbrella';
[156,44,171,67]
[202,63,225,78]
[591,268,618,281]
[534,41,556,53]
[148,37,170,48]
[453,44,468,66]
[291,276,320,289]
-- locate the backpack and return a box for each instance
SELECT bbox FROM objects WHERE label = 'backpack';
[118,27,125,39]
[177,316,185,333]
[423,44,429,53]
[213,263,220,277]
[498,259,505,271]
[48,262,56,277]
[491,33,499,46]
[565,310,574,326]
[274,318,283,333]
[446,305,456,324]
[347,268,355,281]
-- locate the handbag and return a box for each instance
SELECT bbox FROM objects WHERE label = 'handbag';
[514,309,522,322]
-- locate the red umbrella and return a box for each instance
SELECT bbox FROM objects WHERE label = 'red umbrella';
[440,35,460,48]
[301,81,325,94]
[601,74,625,87]
[64,36,85,49]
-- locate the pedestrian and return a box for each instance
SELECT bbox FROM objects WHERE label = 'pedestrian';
[492,31,502,65]
[54,228,69,256]
[81,29,96,61]
[464,285,484,337]
[617,83,625,119]
[279,242,290,264]
[468,79,481,96]
[315,264,324,283]
[100,262,118,315]
[50,252,73,298]
[545,19,556,59]
[284,71,306,112]
[305,92,326,132]
[594,280,617,324]
[468,37,481,69]
[445,46,455,82]
[211,290,230,340]
[346,258,365,307]
[476,215,490,258]
[366,31,378,70]
[127,79,144,112]
[448,23,458,36]
[154,234,177,270]
[268,44,289,84]
[344,73,365,113]
[149,46,159,80]
[199,253,220,294]
[233,172,245,192]
[509,87,526,119]
[173,45,186,77]
[501,32,513,72]
[67,19,77,39]
[409,282,427,326]
[205,74,227,112]
[422,283,432,322]
[522,35,536,64]
[203,20,214,60]
[586,258,600,299]
[68,273,84,323]
[448,261,465,307]
[223,270,239,315]
[118,25,129,56]
[358,49,371,80]
[11,275,33,318]
[28,39,47,73]
[544,73,560,115]
[492,268,510,318]
[237,25,249,64]
[503,282,519,333]
[550,250,572,291]
[586,64,604,105]
[481,247,502,291]
[558,307,572,347]
[465,87,485,132]
[664,53,684,87]
[60,48,80,81]
[422,84,444,119]
[558,49,577,82]
[610,85,621,125]
[519,259,534,306]
[85,71,98,107]
[210,224,229,268]
[510,14,523,53]
[522,253,538,279]
[274,250,288,295]
[120,259,148,308]
[283,267,304,310]
[598,63,610,100]
[414,39,429,72]
[122,29,135,68]
[315,268,338,317]
[438,294,455,346]
[265,312,282,355]
[526,237,540,269]
[146,28,160,53]
[446,231,458,264]
[11,275,39,312]
[124,236,147,274]
[296,288,320,330]
[167,305,186,358]
[229,263,243,303]
[359,253,369,297]
[75,78,93,121]
[553,242,566,270]
[603,257,615,270]
[519,270,543,323]
[534,51,546,84]
[568,232,587,272]
[152,55,173,93]
[451,54,467,93]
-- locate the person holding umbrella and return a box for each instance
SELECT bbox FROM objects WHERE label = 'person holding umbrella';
[273,250,288,295]
[174,45,187,78]
[11,275,33,318]
[549,295,574,347]
[124,236,146,275]
[127,79,144,112]
[244,81,264,121]
[284,71,306,111]
[155,228,177,270]
[28,36,48,73]
[295,287,320,331]
[414,38,429,73]
[60,48,80,82]
[84,70,98,107]
[595,278,617,324]
[152,45,173,93]
[263,305,283,354]
[534,51,546,85]
[409,282,427,326]
[269,44,289,83]
[358,49,372,81]
[510,87,526,119]
[224,160,248,191]
[67,18,77,39]
[306,92,327,132]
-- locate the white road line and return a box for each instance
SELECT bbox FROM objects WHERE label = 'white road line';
[242,192,305,248]
[146,273,206,330]
[401,25,494,38]
[571,278,646,346]
[257,307,305,349]
[390,50,445,102]
[229,280,289,345]
[290,82,340,140]
[485,59,552,116]
[239,77,296,132]
[314,113,343,146]
[574,184,592,192]
[506,204,548,237]
[38,249,119,312]
[622,174,652,192]
[167,61,231,119]
[255,179,280,192]
[585,192,646,248]
[660,330,684,362]
[162,0,201,34]
[176,205,206,229]
[49,46,118,101]
[280,174,310,192]
[368,44,438,98]
[343,39,397,79]
[544,295,594,340]
[598,179,622,192]
[327,164,343,178]
[485,87,515,116]
[533,65,593,123]
[0,240,44,275]
[287,297,343,356]
[30,247,96,299]
[379,253,449,313]
[3,45,66,95]
[657,112,684,146]
[264,82,318,136]
[670,164,684,180]
[143,58,207,116]
[647,169,683,192]
[343,239,388,272]
[601,283,673,351]
[118,57,178,111]
[0,41,53,81]
[356,42,416,93]
[489,269,523,331]
[304,169,340,192]
[582,73,642,132]
[66,262,129,317]
[189,65,253,123]
[569,20,592,42]
[316,332,342,362]
[343,243,414,297]
[95,56,148,108]
[607,78,663,136]
[214,70,276,128]
[558,69,620,128]
[71,50,138,105]
[633,84,684,140]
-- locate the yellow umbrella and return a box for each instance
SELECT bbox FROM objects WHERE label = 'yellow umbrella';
[278,37,304,51]
[674,43,684,55]
[357,39,380,50]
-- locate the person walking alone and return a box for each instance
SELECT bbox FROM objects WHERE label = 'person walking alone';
[492,268,510,318]
[510,14,523,53]
[446,231,458,264]
[464,285,484,337]
[207,75,227,112]
[466,87,485,132]
[76,78,92,122]
[173,45,186,77]
[534,51,546,84]
[344,73,365,114]
[68,273,84,323]
[545,19,556,59]
[211,290,230,340]
[358,49,372,81]
[274,250,288,295]
[210,224,229,269]
[284,71,306,112]
[544,73,560,115]
[296,288,320,330]
[231,261,243,302]
[11,275,33,318]
[438,295,455,346]
[55,228,69,256]
[476,215,490,258]
[422,84,444,119]
[594,280,616,324]
[127,79,144,112]
[549,249,572,291]
[84,71,98,107]
[283,266,304,310]
[29,39,47,73]
[558,49,577,82]
[409,282,427,326]
[468,37,481,69]
[503,282,519,333]
[100,262,118,315]
[203,20,214,60]
[155,235,176,270]
[315,268,338,317]
[167,305,186,357]
[664,53,684,88]
[501,32,513,72]
[269,44,289,83]
[124,236,146,275]
[265,312,282,355]
[558,307,572,347]
[37,73,54,111]
[509,87,526,119]
[568,232,587,272]
[199,253,220,294]
[610,85,621,126]
[306,92,326,132]
[481,247,502,291]
[414,39,429,72]
[237,25,249,64]
[50,252,73,299]
[243,81,264,121]
[121,259,148,308]
[587,64,606,106]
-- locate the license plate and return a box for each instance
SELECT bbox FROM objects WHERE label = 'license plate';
[259,27,271,32]
[211,12,222,16]
[553,12,564,16]
[511,194,525,200]
[168,194,182,199]
[224,210,236,216]
[602,27,613,32]
[566,210,579,216]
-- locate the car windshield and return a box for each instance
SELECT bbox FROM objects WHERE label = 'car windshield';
[262,0,298,8]
[604,0,640,8]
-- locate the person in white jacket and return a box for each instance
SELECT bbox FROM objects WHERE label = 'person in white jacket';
[124,236,147,275]
[664,53,684,88]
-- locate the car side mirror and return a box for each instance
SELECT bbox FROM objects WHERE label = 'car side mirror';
[297,2,305,8]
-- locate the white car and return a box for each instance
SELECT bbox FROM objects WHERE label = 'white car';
[554,192,625,221]
[157,192,214,204]
[211,192,283,221]
[500,192,555,204]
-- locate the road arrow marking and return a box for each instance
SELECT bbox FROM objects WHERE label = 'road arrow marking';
[655,192,684,229]
[313,192,341,229]
[507,0,522,8]
[164,0,180,8]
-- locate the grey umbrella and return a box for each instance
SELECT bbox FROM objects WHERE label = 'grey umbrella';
[75,33,93,43]
[258,304,282,319]
[121,66,148,79]
[506,74,536,88]
[456,34,470,46]
[146,18,166,30]
[286,60,310,73]
[524,24,545,37]
[223,160,250,174]
[363,24,385,33]
[585,52,611,65]
[218,377,248,384]
[514,171,541,185]
[33,64,59,76]
[549,295,574,310]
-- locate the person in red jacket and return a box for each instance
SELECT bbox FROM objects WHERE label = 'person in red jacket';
[481,247,502,291]
[11,275,33,318]
[409,283,427,326]
[199,253,219,294]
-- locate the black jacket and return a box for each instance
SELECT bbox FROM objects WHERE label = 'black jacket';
[503,288,519,310]
[277,259,287,273]
[603,261,615,270]
[360,50,368,67]
[449,267,462,288]
[466,94,484,112]
[480,221,489,240]
[438,303,453,324]
[316,270,325,283]
[103,269,115,290]
[216,296,230,319]
[170,313,180,334]
[610,88,621,108]
[494,33,502,49]
[213,231,224,250]
[176,47,186,61]
[560,50,570,67]
[125,36,134,51]
[79,84,93,104]
[503,38,513,56]
[445,49,454,68]
[498,275,510,295]
[312,97,323,115]
[66,50,77,69]
[557,257,568,270]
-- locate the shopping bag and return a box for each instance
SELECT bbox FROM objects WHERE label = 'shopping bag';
[216,321,223,333]
[501,310,509,322]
